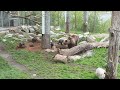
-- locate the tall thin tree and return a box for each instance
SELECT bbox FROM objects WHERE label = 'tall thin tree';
[92,11,97,32]
[1,11,4,27]
[65,11,70,33]
[75,11,77,29]
[41,11,50,49]
[83,11,88,32]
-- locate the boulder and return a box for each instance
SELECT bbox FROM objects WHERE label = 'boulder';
[53,54,68,63]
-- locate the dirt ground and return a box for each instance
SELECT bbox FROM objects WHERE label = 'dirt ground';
[16,42,42,52]
[25,42,42,52]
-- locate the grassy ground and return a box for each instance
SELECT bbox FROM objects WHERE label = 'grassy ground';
[1,34,120,79]
[0,56,30,79]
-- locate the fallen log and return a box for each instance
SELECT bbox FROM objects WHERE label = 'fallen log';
[59,43,94,56]
[90,41,109,48]
[59,42,109,56]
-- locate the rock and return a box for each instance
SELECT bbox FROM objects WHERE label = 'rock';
[28,27,35,33]
[55,26,61,30]
[0,31,9,36]
[84,32,89,36]
[68,55,82,62]
[50,26,55,30]
[86,35,96,43]
[81,50,93,58]
[93,33,109,38]
[50,31,55,35]
[53,54,68,63]
[78,34,84,40]
[100,36,109,42]
[45,49,55,53]
[29,43,34,47]
[18,34,24,39]
[29,33,36,37]
[33,74,36,77]
[36,34,42,37]
[68,50,93,62]
[21,25,29,33]
[4,34,13,38]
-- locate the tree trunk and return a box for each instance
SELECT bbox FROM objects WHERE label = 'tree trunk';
[65,11,70,33]
[83,11,88,32]
[105,11,120,79]
[75,11,77,29]
[58,11,60,26]
[92,11,96,32]
[1,11,3,27]
[58,42,109,56]
[59,43,94,56]
[41,11,50,49]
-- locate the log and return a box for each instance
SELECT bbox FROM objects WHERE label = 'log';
[59,42,109,56]
[90,41,109,48]
[59,43,94,56]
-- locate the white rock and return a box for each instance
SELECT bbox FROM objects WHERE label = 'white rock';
[100,36,109,42]
[53,54,68,63]
[18,35,24,38]
[55,26,61,30]
[84,32,89,36]
[4,34,13,38]
[68,55,82,62]
[33,74,36,77]
[50,31,55,35]
[45,49,55,52]
[86,35,96,43]
[29,27,35,33]
[96,68,106,79]
[50,26,55,30]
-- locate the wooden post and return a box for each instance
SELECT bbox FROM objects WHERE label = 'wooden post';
[42,11,50,49]
[105,11,120,79]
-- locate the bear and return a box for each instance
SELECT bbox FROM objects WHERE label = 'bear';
[63,35,79,49]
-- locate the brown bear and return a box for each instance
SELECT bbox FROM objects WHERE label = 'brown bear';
[63,35,79,49]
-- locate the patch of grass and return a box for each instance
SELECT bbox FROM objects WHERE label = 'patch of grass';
[2,36,120,79]
[0,56,30,79]
[96,38,103,42]
[10,49,104,79]
[0,37,20,51]
[76,48,107,68]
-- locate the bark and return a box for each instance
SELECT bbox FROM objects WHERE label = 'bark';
[59,43,94,56]
[58,42,109,56]
[41,11,50,49]
[75,11,77,29]
[92,11,96,32]
[105,11,120,79]
[65,11,70,33]
[83,11,88,32]
[42,34,50,49]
